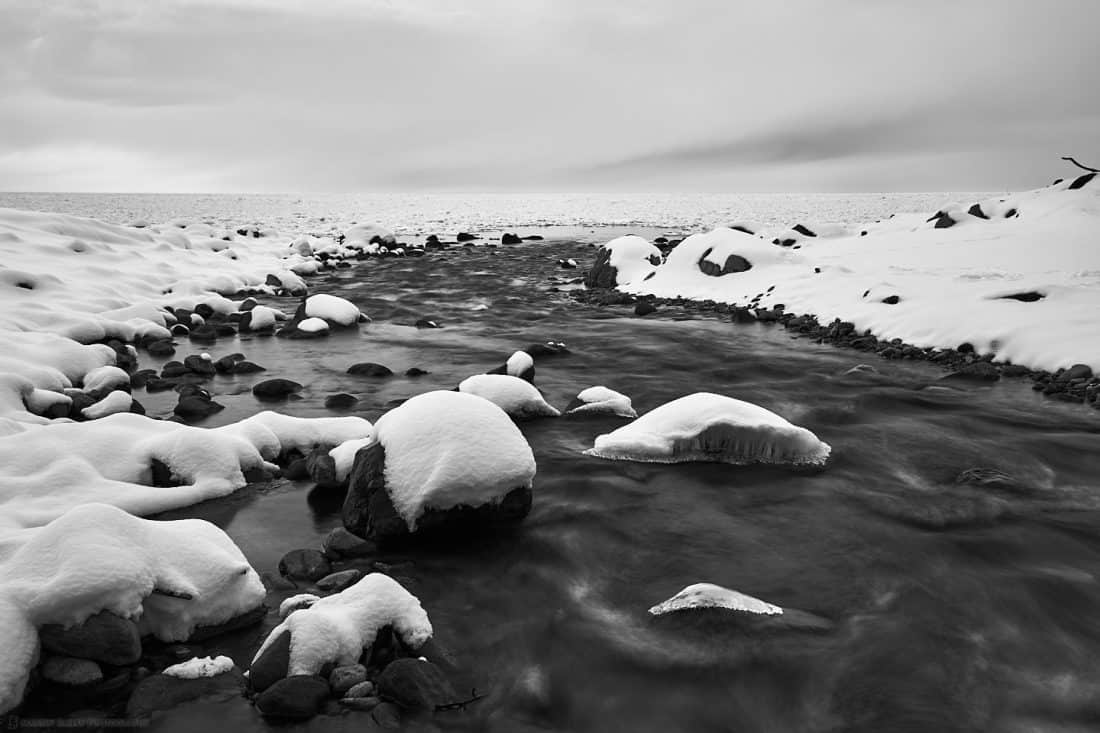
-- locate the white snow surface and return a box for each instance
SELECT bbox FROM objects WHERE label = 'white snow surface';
[604,235,663,286]
[0,503,264,712]
[585,392,830,466]
[251,573,431,677]
[505,350,534,378]
[304,293,362,327]
[163,655,236,679]
[648,583,783,616]
[296,317,330,334]
[458,374,560,418]
[373,390,537,529]
[329,436,374,482]
[567,386,637,418]
[81,390,133,419]
[612,182,1100,372]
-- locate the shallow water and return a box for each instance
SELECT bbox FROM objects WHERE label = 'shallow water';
[63,239,1100,730]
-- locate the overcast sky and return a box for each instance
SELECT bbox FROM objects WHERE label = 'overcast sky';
[1,0,1098,193]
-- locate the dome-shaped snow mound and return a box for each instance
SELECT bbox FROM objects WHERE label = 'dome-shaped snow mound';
[343,390,537,537]
[584,392,830,465]
[458,374,559,419]
[249,573,431,686]
[566,386,637,418]
[648,583,782,617]
[585,235,662,288]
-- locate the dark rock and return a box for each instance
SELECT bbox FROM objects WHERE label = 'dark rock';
[792,223,816,237]
[524,342,569,357]
[730,224,754,234]
[170,324,190,337]
[193,303,215,319]
[343,441,532,543]
[881,295,900,305]
[324,393,359,410]
[996,291,1044,302]
[249,629,291,693]
[183,355,216,376]
[253,379,303,399]
[730,306,756,324]
[322,527,376,559]
[522,235,544,241]
[238,297,258,311]
[126,669,245,718]
[456,232,478,242]
[329,664,368,696]
[40,611,141,666]
[501,233,522,245]
[405,367,429,377]
[634,302,656,317]
[1058,363,1093,381]
[67,392,96,420]
[957,342,975,354]
[173,394,225,421]
[928,211,957,228]
[1002,364,1031,377]
[942,361,1000,383]
[256,675,330,721]
[213,353,244,373]
[414,319,440,329]
[377,658,456,711]
[347,363,393,377]
[1068,172,1097,190]
[317,569,363,593]
[187,604,267,642]
[967,203,989,219]
[697,247,751,276]
[372,701,403,728]
[306,446,341,489]
[279,549,331,581]
[584,247,619,289]
[231,360,265,374]
[146,339,176,357]
[341,695,381,711]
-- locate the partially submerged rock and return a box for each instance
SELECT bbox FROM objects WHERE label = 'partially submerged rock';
[458,374,560,419]
[584,392,830,466]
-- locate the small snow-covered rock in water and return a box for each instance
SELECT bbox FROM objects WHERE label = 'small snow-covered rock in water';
[344,223,396,249]
[163,655,235,679]
[649,583,782,617]
[458,374,560,419]
[565,386,637,418]
[296,317,330,335]
[249,573,430,688]
[584,392,830,466]
[342,390,536,541]
[488,350,535,383]
[81,390,133,419]
[304,294,363,328]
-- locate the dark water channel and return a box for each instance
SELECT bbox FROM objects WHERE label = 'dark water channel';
[130,237,1100,732]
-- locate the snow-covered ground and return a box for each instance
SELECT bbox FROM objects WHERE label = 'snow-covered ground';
[603,177,1100,372]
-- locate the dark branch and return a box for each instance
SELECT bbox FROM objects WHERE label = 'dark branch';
[1062,156,1100,173]
[436,688,487,712]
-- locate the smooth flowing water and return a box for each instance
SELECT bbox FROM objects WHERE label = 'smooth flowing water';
[95,235,1100,733]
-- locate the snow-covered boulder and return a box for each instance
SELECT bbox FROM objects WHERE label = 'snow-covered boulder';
[303,294,364,328]
[343,223,396,250]
[649,583,781,617]
[584,392,830,465]
[584,235,662,289]
[458,374,560,419]
[565,386,637,418]
[487,350,535,383]
[342,390,536,542]
[249,573,430,692]
[0,503,265,713]
[664,227,789,278]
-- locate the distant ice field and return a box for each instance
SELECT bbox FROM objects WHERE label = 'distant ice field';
[0,191,994,238]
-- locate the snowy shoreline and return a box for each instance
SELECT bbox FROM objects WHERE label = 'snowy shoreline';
[577,174,1100,401]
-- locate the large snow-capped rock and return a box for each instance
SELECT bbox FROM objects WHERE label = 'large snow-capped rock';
[584,235,662,289]
[303,294,364,328]
[343,223,396,250]
[458,374,560,419]
[584,392,830,465]
[0,503,264,713]
[249,573,430,690]
[342,390,536,542]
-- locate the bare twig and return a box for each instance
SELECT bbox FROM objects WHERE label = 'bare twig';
[1062,156,1100,173]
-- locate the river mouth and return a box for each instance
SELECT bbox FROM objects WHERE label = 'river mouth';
[42,236,1100,731]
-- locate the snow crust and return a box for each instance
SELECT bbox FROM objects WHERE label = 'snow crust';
[505,350,534,377]
[604,235,663,286]
[163,655,236,679]
[330,436,374,482]
[567,386,637,418]
[585,392,830,465]
[648,583,783,616]
[373,390,536,528]
[81,390,133,419]
[0,504,264,711]
[296,317,329,334]
[611,182,1100,372]
[251,573,431,677]
[458,374,560,418]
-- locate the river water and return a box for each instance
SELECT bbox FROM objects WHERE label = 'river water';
[84,232,1100,733]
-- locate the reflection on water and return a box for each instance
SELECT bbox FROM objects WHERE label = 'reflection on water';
[137,239,1100,732]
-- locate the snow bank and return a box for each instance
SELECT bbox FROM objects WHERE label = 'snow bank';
[373,390,536,528]
[566,386,637,418]
[0,411,371,533]
[0,503,264,712]
[648,583,782,616]
[585,392,830,466]
[613,180,1100,372]
[251,573,430,677]
[458,374,560,419]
